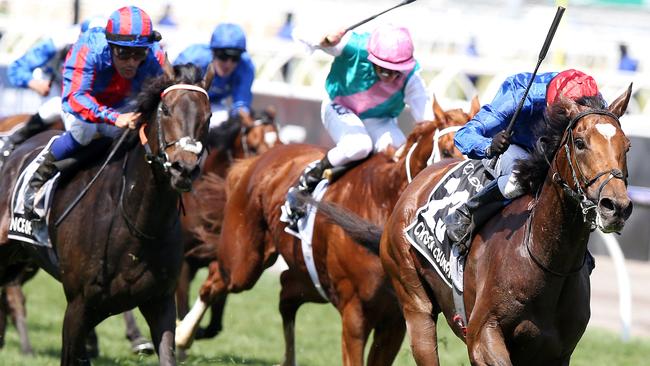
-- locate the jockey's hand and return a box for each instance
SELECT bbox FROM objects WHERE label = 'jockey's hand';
[320,28,347,47]
[28,79,51,96]
[488,130,510,157]
[115,112,141,130]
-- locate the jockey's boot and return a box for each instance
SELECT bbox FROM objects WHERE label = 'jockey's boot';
[298,155,332,194]
[24,151,59,221]
[0,113,46,161]
[444,180,507,252]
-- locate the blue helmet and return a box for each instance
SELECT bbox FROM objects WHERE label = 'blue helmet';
[209,23,246,51]
[105,6,161,47]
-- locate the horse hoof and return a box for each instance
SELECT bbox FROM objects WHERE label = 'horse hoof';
[177,347,187,362]
[195,326,221,340]
[131,337,155,355]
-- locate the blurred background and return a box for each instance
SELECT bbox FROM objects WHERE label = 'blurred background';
[0,0,647,341]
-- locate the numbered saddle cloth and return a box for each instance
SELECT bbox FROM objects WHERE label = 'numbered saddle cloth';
[403,159,492,289]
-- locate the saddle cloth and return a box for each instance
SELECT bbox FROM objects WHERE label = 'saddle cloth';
[8,138,60,248]
[403,159,492,291]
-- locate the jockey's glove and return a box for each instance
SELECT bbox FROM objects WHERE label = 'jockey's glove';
[488,130,510,157]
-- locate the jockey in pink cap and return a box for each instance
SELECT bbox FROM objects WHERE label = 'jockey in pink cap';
[290,24,433,203]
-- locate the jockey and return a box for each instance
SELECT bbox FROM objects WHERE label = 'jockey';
[296,24,433,195]
[1,17,106,158]
[444,69,601,246]
[173,23,255,131]
[23,6,166,220]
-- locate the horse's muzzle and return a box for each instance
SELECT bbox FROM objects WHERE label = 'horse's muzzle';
[169,160,201,192]
[597,195,633,233]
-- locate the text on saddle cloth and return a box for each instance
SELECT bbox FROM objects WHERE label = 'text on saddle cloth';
[8,137,61,248]
[403,159,492,291]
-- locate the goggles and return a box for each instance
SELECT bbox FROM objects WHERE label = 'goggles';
[212,48,242,63]
[112,46,148,61]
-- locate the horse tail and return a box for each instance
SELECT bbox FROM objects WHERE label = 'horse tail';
[293,191,382,255]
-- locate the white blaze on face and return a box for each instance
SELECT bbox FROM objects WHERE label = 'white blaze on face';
[595,123,617,142]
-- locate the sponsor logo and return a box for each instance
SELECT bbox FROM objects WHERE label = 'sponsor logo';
[9,216,33,236]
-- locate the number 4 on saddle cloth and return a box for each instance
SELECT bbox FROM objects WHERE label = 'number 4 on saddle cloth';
[403,159,495,292]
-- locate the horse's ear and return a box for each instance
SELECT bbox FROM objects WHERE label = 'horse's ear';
[162,54,175,81]
[608,83,633,118]
[202,63,216,91]
[469,95,480,118]
[432,96,446,124]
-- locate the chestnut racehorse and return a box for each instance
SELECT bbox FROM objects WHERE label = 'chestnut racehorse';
[177,108,282,339]
[0,63,213,365]
[176,97,479,365]
[337,89,633,365]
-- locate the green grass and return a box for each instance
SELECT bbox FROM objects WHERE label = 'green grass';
[1,269,648,365]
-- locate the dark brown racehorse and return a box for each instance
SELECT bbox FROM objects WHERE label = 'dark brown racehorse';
[176,108,282,339]
[176,98,479,365]
[0,63,213,365]
[0,117,155,357]
[372,89,633,365]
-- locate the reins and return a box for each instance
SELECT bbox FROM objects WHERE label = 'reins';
[405,125,462,183]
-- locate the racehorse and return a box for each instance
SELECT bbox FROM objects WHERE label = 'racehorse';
[176,108,282,339]
[1,114,154,357]
[176,97,479,365]
[340,89,632,365]
[0,63,213,365]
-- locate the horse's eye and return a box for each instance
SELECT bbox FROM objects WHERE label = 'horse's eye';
[161,104,171,117]
[442,149,450,156]
[574,138,586,150]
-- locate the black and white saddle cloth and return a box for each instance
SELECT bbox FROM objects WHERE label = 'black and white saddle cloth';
[8,139,60,247]
[403,159,492,291]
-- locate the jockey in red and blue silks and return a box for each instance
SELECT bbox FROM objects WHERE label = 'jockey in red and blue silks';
[23,5,166,221]
[0,17,106,157]
[445,69,601,247]
[173,23,255,129]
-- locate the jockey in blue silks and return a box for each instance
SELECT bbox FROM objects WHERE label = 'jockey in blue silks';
[1,16,106,157]
[444,69,601,247]
[23,6,166,220]
[173,23,255,130]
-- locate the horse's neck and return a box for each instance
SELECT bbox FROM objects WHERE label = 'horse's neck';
[529,177,591,273]
[124,146,179,233]
[398,133,434,183]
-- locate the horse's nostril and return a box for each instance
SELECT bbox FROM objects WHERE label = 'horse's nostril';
[622,200,633,220]
[599,197,615,212]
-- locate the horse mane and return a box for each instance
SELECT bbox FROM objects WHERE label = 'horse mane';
[207,114,243,151]
[515,95,607,193]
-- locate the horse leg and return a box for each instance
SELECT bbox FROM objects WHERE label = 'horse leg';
[278,269,324,366]
[195,293,226,339]
[139,295,177,366]
[0,288,6,348]
[340,299,372,366]
[5,284,34,355]
[123,310,154,355]
[175,260,193,319]
[467,325,511,366]
[366,309,406,366]
[61,298,92,366]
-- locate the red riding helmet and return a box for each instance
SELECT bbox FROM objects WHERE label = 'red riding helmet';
[546,69,600,105]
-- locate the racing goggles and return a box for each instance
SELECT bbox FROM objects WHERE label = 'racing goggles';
[112,46,149,61]
[212,48,242,63]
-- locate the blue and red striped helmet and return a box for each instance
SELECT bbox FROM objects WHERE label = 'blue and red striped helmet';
[105,6,161,47]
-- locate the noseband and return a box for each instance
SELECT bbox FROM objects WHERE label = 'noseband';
[140,83,209,172]
[551,109,626,227]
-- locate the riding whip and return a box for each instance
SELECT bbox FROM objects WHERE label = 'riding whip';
[54,128,130,226]
[489,5,565,165]
[345,0,418,32]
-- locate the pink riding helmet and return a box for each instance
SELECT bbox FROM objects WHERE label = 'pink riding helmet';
[367,25,416,72]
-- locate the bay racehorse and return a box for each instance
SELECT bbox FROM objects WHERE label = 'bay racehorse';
[334,88,633,365]
[177,108,282,339]
[0,63,213,365]
[176,97,479,365]
[1,116,155,357]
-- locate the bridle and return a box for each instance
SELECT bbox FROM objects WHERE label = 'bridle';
[405,125,463,183]
[549,109,626,228]
[139,84,209,172]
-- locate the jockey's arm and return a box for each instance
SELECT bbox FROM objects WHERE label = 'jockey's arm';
[7,38,58,88]
[404,71,433,123]
[229,56,255,117]
[296,29,350,57]
[454,78,520,159]
[61,45,119,125]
